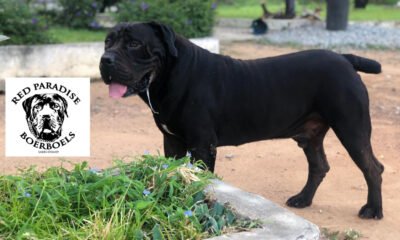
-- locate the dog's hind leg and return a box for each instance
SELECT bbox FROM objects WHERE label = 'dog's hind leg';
[332,120,384,219]
[287,120,330,208]
[318,76,384,219]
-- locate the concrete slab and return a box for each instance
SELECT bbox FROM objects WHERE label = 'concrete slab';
[0,38,219,92]
[213,27,263,42]
[217,18,318,31]
[206,180,320,240]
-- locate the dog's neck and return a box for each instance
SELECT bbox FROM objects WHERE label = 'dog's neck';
[140,38,182,105]
[138,36,211,121]
[138,56,172,116]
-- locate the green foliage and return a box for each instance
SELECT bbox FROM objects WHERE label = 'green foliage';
[57,0,101,29]
[0,0,53,45]
[115,0,217,38]
[0,156,259,239]
[344,229,362,240]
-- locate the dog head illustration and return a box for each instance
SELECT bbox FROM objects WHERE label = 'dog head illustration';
[22,93,68,141]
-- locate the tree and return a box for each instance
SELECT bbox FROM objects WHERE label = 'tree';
[285,0,296,18]
[326,0,349,30]
[261,0,296,19]
[355,0,368,9]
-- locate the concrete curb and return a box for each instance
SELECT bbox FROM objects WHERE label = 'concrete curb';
[217,18,316,31]
[0,38,219,92]
[206,180,320,240]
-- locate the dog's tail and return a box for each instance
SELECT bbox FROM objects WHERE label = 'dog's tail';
[342,54,381,74]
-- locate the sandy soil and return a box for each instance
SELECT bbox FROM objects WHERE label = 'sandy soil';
[0,42,399,239]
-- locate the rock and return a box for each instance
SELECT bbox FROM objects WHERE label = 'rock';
[264,22,400,49]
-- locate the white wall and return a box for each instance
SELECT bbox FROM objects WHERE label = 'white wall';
[0,38,219,92]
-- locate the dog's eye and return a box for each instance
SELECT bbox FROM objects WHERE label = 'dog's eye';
[105,38,112,48]
[128,41,141,49]
[33,105,42,111]
[52,104,60,110]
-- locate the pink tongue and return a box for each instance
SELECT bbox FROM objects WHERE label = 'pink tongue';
[109,83,127,99]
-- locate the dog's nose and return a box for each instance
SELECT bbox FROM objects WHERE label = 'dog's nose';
[101,54,115,66]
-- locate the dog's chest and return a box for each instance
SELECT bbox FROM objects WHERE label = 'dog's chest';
[154,113,178,136]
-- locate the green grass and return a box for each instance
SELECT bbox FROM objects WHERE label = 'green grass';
[216,0,400,21]
[350,5,400,21]
[0,156,260,239]
[41,2,399,44]
[47,27,107,43]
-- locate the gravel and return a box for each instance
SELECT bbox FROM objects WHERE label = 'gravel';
[263,22,400,49]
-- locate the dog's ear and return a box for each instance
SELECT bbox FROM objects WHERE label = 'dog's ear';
[148,22,178,58]
[22,95,35,119]
[55,94,69,118]
[61,97,69,118]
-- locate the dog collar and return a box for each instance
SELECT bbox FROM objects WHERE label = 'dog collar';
[146,87,159,114]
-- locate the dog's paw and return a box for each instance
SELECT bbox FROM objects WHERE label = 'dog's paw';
[358,204,383,219]
[286,193,312,208]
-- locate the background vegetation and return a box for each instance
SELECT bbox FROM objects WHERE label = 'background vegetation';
[0,0,54,45]
[116,0,216,39]
[0,0,399,45]
[216,0,400,20]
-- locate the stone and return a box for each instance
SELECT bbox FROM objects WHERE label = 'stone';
[206,180,320,240]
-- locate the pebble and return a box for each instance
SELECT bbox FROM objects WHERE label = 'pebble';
[395,106,400,114]
[264,22,400,49]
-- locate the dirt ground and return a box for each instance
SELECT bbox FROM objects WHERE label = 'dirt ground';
[0,42,399,239]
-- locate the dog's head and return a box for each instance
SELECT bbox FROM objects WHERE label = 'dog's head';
[22,93,68,141]
[99,22,178,98]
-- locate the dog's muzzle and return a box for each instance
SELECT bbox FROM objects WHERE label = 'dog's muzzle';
[100,52,158,98]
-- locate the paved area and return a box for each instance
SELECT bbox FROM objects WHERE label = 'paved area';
[214,18,400,49]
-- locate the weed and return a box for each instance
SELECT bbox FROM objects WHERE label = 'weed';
[0,156,260,239]
[322,228,362,240]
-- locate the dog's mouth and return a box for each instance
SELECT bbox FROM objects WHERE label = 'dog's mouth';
[36,119,61,141]
[42,128,52,133]
[108,71,154,99]
[41,120,55,134]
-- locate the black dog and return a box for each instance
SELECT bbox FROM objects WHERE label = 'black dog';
[100,22,384,219]
[22,93,68,141]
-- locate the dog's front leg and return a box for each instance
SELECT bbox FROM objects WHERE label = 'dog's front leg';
[164,133,217,172]
[163,134,187,159]
[188,144,217,172]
